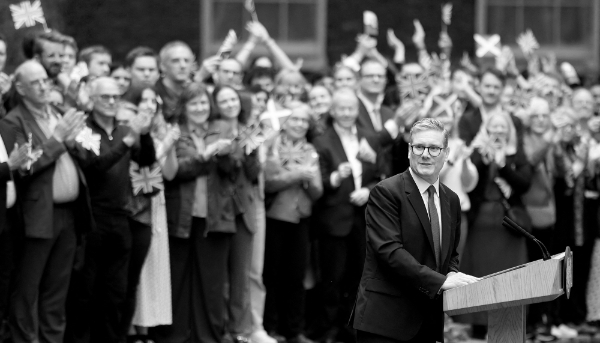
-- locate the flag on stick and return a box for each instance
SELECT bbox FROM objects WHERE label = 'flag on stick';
[130,163,164,195]
[516,29,540,57]
[245,0,258,22]
[10,0,48,31]
[363,11,378,37]
[217,30,238,59]
[441,3,452,32]
[474,34,501,58]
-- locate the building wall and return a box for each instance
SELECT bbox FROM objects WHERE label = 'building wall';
[1,0,474,72]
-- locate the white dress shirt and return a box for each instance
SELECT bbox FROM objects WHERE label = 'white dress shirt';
[0,136,15,208]
[333,123,362,190]
[409,167,442,246]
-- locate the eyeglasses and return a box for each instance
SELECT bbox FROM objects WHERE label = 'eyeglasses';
[28,78,51,90]
[410,144,445,157]
[97,94,121,102]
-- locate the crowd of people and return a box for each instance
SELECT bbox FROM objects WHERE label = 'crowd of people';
[0,14,599,343]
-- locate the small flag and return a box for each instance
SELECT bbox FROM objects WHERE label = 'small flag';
[516,29,539,57]
[398,74,430,100]
[474,34,502,58]
[442,3,453,26]
[75,126,101,156]
[363,11,378,36]
[279,141,308,170]
[217,30,238,59]
[460,52,478,74]
[430,94,459,118]
[237,124,265,155]
[130,162,164,195]
[245,0,258,22]
[10,0,47,30]
[511,86,535,109]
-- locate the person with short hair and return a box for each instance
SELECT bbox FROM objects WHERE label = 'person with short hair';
[79,45,112,78]
[352,118,478,343]
[310,88,382,342]
[110,62,132,96]
[155,41,195,123]
[126,47,160,89]
[5,60,92,343]
[66,77,156,343]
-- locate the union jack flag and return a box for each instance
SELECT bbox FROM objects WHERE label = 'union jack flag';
[279,142,307,170]
[75,127,101,156]
[516,29,539,56]
[238,124,265,155]
[442,3,452,26]
[10,0,46,30]
[398,74,429,100]
[130,163,164,195]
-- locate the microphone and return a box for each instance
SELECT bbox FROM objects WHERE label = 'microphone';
[502,216,552,261]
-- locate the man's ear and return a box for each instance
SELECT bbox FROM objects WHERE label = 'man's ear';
[15,81,25,96]
[33,54,42,63]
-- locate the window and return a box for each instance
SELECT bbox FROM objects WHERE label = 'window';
[475,0,600,72]
[201,0,327,70]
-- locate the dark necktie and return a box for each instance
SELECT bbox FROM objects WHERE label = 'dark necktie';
[427,185,441,268]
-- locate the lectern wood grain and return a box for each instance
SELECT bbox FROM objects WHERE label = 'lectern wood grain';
[488,306,525,343]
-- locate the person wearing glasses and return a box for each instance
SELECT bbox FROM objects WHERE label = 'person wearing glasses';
[356,59,402,178]
[4,60,91,343]
[310,88,381,343]
[352,118,479,343]
[66,77,156,343]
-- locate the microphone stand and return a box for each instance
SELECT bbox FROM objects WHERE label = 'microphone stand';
[502,216,552,261]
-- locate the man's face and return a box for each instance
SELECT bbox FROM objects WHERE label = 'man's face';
[92,79,121,118]
[359,62,387,95]
[408,130,448,182]
[250,76,274,93]
[130,56,160,88]
[572,90,594,120]
[38,40,64,78]
[111,67,132,95]
[16,62,51,106]
[331,94,359,129]
[0,41,7,72]
[161,46,194,84]
[217,59,243,87]
[479,72,504,107]
[529,100,551,135]
[251,91,268,116]
[591,85,600,113]
[88,53,112,78]
[451,70,474,99]
[62,45,77,74]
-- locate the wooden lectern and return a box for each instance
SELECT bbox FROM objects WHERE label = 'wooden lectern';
[443,249,573,343]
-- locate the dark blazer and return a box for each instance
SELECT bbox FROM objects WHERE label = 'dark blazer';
[458,105,525,147]
[351,170,462,342]
[0,121,16,233]
[3,104,93,239]
[356,99,394,147]
[164,124,213,239]
[312,126,381,237]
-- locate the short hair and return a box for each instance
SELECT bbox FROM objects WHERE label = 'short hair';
[110,61,127,74]
[125,46,158,68]
[159,41,192,64]
[62,35,78,54]
[177,82,214,125]
[333,63,358,79]
[79,45,111,66]
[274,68,306,86]
[32,30,66,57]
[88,76,117,96]
[479,67,506,85]
[409,118,449,148]
[248,84,270,98]
[331,88,358,106]
[211,85,249,124]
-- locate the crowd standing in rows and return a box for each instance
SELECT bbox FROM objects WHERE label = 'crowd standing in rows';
[0,15,600,343]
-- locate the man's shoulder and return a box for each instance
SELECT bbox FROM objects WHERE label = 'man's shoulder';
[374,172,407,194]
[440,182,460,205]
[3,105,25,126]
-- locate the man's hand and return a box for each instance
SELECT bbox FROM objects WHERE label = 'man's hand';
[54,109,87,142]
[412,19,426,50]
[196,55,222,83]
[246,21,270,42]
[438,31,453,52]
[349,188,370,206]
[337,162,352,179]
[441,272,479,291]
[129,112,153,136]
[7,143,31,171]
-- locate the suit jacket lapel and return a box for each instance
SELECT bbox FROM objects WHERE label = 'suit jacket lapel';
[358,100,376,132]
[18,105,48,145]
[403,171,435,257]
[440,185,452,266]
[328,128,349,163]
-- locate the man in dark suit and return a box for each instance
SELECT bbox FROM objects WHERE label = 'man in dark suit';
[352,118,478,343]
[311,89,381,343]
[0,121,30,335]
[356,59,408,177]
[4,60,92,343]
